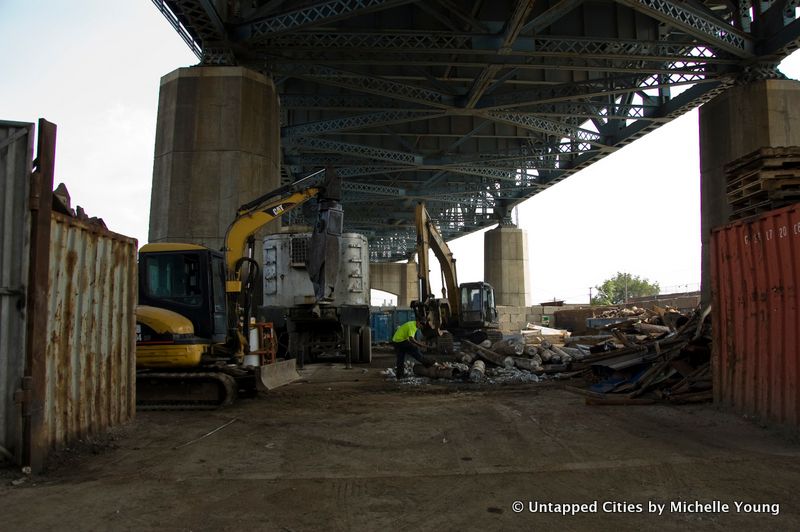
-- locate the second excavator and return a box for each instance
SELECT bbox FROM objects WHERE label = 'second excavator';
[412,202,501,353]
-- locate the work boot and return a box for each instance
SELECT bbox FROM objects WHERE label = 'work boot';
[396,368,405,380]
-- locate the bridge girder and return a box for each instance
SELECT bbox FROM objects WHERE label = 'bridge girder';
[152,0,799,260]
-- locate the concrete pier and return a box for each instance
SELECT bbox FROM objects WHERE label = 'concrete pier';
[370,260,417,307]
[148,66,281,250]
[699,79,800,303]
[484,225,530,307]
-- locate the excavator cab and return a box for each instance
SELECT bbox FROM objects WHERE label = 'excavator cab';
[138,244,228,345]
[459,282,499,329]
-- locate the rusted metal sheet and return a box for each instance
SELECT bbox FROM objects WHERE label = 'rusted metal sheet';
[711,203,800,427]
[0,121,34,463]
[42,212,138,450]
[1,119,138,470]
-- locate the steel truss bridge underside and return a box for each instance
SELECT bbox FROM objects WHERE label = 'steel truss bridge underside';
[153,0,800,262]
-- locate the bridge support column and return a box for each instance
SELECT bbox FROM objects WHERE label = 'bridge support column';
[700,79,800,303]
[148,66,281,250]
[370,260,417,307]
[484,225,530,307]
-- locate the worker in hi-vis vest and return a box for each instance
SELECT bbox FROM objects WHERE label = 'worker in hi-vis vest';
[392,319,435,379]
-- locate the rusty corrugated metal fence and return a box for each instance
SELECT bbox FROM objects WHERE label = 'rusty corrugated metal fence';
[43,213,137,449]
[711,203,800,427]
[0,119,137,469]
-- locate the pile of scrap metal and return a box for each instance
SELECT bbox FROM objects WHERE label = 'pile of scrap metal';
[566,306,712,405]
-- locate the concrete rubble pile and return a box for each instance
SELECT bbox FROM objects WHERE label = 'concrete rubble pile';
[384,306,711,398]
[566,306,712,405]
[387,335,580,385]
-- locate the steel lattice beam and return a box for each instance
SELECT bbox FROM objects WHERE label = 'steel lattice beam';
[281,94,421,110]
[152,0,203,59]
[282,110,439,138]
[285,136,423,165]
[445,166,517,181]
[237,0,414,39]
[342,181,406,195]
[257,32,727,63]
[334,166,409,177]
[615,0,754,57]
[486,111,607,146]
[480,70,715,110]
[522,102,659,121]
[282,64,454,108]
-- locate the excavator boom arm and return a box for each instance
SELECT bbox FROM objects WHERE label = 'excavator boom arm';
[415,202,460,314]
[221,167,342,350]
[224,186,321,275]
[223,168,341,278]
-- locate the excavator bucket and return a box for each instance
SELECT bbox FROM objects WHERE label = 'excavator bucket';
[256,358,301,391]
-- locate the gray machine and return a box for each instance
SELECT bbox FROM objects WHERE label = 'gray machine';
[259,231,372,364]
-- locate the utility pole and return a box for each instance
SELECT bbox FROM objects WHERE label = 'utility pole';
[589,287,592,305]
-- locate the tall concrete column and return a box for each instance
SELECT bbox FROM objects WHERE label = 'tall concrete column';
[370,260,417,307]
[149,66,281,249]
[699,79,800,303]
[484,225,530,307]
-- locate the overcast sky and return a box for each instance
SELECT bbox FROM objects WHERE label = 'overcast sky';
[2,2,799,305]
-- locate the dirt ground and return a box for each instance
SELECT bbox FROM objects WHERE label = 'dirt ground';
[2,349,799,531]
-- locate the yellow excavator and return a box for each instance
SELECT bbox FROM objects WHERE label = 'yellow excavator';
[413,202,501,352]
[135,169,342,408]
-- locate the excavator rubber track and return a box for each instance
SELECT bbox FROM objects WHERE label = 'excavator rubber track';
[136,371,239,410]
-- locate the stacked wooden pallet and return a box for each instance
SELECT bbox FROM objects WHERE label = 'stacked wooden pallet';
[725,147,800,220]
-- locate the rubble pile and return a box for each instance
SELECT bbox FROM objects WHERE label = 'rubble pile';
[385,306,712,404]
[595,306,648,318]
[567,306,712,405]
[386,334,580,385]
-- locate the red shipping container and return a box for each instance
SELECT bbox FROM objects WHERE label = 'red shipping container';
[711,203,800,427]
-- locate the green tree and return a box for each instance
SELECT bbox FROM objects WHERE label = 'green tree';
[591,272,660,305]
